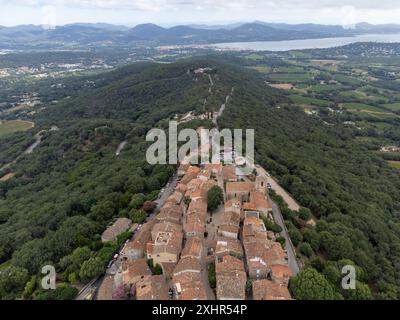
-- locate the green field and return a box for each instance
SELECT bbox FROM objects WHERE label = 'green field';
[332,74,364,85]
[249,65,271,73]
[340,103,387,113]
[289,95,332,107]
[268,73,312,83]
[388,161,400,169]
[309,84,347,93]
[0,120,34,137]
[384,103,400,111]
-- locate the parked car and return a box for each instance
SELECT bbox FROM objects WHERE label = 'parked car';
[112,254,119,262]
[267,183,272,189]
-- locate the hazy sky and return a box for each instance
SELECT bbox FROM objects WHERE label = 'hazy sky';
[1,0,400,27]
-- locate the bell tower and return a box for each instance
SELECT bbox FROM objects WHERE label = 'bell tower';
[255,175,268,195]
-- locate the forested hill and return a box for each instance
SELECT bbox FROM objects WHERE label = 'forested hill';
[0,58,252,299]
[1,57,400,299]
[218,65,400,299]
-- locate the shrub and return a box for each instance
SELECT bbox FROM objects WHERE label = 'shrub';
[299,242,314,257]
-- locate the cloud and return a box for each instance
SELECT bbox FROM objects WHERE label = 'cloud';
[3,0,400,11]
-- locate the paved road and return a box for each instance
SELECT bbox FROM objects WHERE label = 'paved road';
[271,203,300,275]
[255,166,300,211]
[252,166,301,275]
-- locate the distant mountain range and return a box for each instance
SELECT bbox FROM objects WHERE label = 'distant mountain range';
[1,21,400,49]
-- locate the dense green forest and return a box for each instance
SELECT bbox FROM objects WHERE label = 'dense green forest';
[1,56,400,299]
[217,61,400,299]
[0,60,218,299]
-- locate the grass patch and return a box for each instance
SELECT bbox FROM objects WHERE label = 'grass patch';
[0,260,11,272]
[268,73,312,83]
[341,103,387,113]
[309,84,347,93]
[384,103,400,112]
[289,95,332,107]
[0,120,34,137]
[388,161,400,169]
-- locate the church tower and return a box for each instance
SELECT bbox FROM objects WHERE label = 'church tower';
[255,175,268,195]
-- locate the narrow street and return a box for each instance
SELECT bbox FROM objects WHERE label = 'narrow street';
[271,203,300,275]
[253,166,301,275]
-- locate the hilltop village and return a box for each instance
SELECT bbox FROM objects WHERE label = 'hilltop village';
[104,157,293,300]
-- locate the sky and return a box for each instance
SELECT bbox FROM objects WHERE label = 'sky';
[1,0,400,27]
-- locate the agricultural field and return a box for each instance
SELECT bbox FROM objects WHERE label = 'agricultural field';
[268,72,313,83]
[249,53,400,166]
[388,161,400,169]
[0,120,34,137]
[384,103,400,111]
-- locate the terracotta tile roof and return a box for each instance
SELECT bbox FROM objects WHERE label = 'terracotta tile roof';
[218,210,240,237]
[181,172,198,185]
[175,183,187,194]
[204,163,223,175]
[226,181,255,194]
[198,167,212,180]
[173,256,201,275]
[152,231,183,256]
[218,224,239,236]
[177,282,208,300]
[243,240,269,272]
[222,165,237,181]
[120,259,152,285]
[252,279,292,300]
[187,166,201,175]
[244,217,267,234]
[173,257,207,300]
[185,213,206,235]
[264,242,288,267]
[160,262,176,278]
[151,221,182,241]
[224,200,242,213]
[146,242,154,255]
[181,236,203,259]
[157,205,182,223]
[167,191,184,205]
[215,237,243,257]
[249,191,272,211]
[216,255,245,273]
[221,210,240,227]
[216,256,247,300]
[270,264,293,280]
[101,218,132,242]
[178,164,190,175]
[187,200,208,215]
[125,219,156,253]
[136,275,169,300]
[243,202,257,211]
